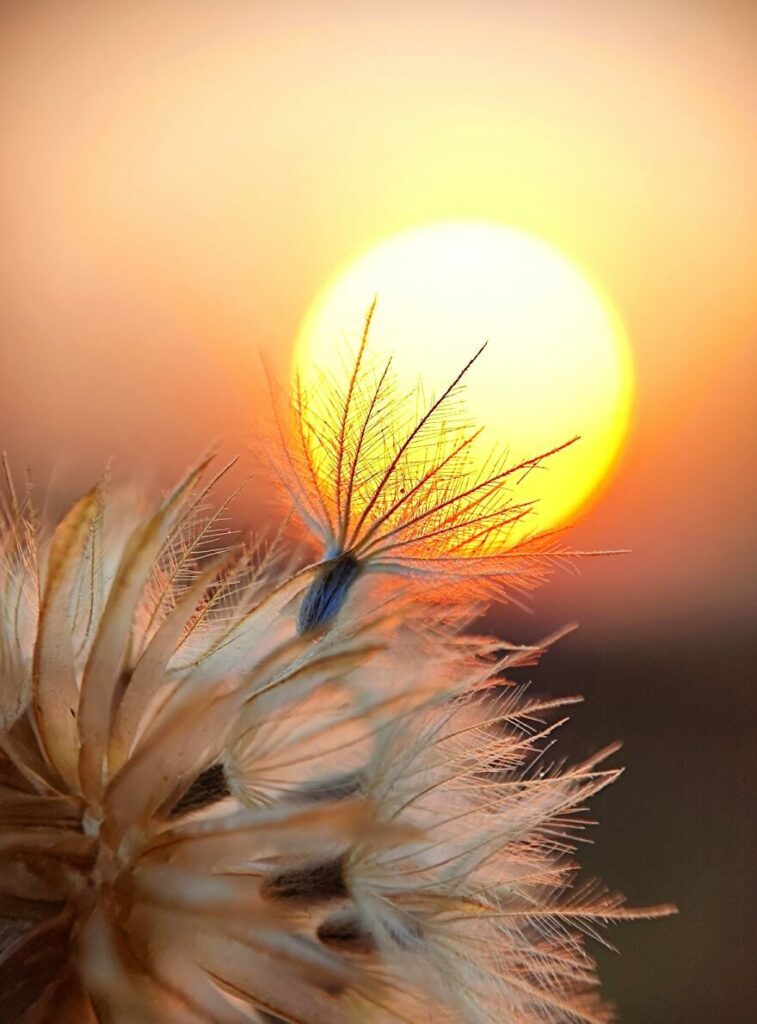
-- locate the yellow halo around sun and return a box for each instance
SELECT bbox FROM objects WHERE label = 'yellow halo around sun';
[292,221,634,539]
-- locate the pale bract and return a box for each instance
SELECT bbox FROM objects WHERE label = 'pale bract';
[0,457,672,1024]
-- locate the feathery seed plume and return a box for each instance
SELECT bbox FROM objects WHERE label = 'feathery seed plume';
[265,305,588,634]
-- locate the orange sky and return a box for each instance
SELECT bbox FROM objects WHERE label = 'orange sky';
[1,0,755,638]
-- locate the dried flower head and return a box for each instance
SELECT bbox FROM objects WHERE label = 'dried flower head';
[0,452,673,1023]
[264,305,599,634]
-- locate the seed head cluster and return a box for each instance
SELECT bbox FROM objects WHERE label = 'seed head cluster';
[0,342,672,1023]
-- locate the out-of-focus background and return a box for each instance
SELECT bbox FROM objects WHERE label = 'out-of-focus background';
[1,2,755,1020]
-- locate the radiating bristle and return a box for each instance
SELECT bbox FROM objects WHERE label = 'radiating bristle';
[262,311,581,616]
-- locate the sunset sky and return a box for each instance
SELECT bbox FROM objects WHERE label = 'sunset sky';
[1,0,755,638]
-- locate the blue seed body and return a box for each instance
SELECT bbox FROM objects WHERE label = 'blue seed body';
[297,552,362,634]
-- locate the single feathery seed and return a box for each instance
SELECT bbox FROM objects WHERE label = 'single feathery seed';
[262,306,602,633]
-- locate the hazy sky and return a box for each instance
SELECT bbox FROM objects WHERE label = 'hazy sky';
[1,0,755,638]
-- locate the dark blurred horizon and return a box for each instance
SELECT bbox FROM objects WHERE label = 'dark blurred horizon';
[496,621,756,1024]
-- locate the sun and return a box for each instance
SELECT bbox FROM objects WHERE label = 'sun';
[292,221,633,539]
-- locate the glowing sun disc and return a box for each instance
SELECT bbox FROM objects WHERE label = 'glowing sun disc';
[292,221,634,539]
